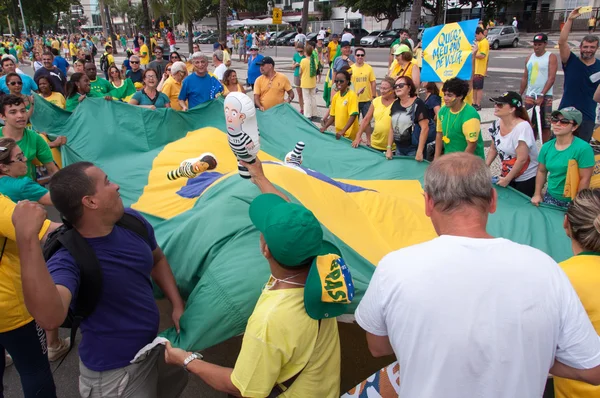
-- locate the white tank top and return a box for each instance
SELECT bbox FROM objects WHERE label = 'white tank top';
[526,52,553,96]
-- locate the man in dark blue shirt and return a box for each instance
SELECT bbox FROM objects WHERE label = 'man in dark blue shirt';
[558,7,600,142]
[178,52,223,111]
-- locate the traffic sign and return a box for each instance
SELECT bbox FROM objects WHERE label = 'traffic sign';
[272,8,282,25]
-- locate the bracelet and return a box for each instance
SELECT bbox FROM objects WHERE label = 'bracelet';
[386,145,392,149]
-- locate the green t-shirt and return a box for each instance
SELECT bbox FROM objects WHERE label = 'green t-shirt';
[436,104,484,159]
[538,137,595,202]
[0,128,54,180]
[0,175,47,202]
[390,38,400,48]
[293,53,305,77]
[90,77,112,95]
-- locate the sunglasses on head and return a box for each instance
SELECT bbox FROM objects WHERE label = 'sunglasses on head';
[8,81,22,86]
[550,117,574,125]
[394,83,407,89]
[335,79,346,83]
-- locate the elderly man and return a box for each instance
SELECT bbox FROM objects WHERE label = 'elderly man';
[162,61,187,110]
[254,57,294,111]
[126,55,143,87]
[558,6,600,142]
[356,153,600,398]
[333,41,355,73]
[0,57,37,95]
[178,52,223,111]
[212,49,227,81]
[33,51,66,95]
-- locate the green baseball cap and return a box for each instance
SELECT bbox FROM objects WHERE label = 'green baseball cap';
[551,107,582,126]
[393,44,411,56]
[249,194,355,319]
[249,193,323,267]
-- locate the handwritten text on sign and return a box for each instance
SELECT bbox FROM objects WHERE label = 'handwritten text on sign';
[432,29,464,70]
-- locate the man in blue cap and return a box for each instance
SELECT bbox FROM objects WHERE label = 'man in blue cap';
[164,157,354,397]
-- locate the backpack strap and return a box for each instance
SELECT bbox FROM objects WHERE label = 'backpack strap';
[266,320,321,398]
[116,212,151,247]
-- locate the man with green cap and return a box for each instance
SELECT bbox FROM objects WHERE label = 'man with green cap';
[164,157,354,397]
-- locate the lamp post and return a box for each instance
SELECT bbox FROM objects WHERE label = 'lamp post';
[17,0,27,36]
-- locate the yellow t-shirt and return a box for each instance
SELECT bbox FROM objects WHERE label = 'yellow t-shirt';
[299,58,316,89]
[351,63,376,103]
[223,83,244,96]
[330,89,359,140]
[223,50,231,66]
[0,195,51,333]
[230,286,341,398]
[370,96,395,151]
[254,72,293,110]
[43,92,66,109]
[69,42,77,57]
[107,53,115,67]
[554,254,600,398]
[389,59,416,79]
[474,38,490,76]
[51,39,60,50]
[327,41,338,63]
[161,76,183,110]
[140,44,150,65]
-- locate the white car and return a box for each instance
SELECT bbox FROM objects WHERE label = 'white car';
[360,30,386,47]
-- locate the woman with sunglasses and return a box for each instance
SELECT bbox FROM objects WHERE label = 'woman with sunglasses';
[486,92,539,197]
[553,188,600,398]
[160,61,187,110]
[221,69,245,96]
[352,77,396,151]
[386,76,432,161]
[157,62,173,91]
[532,107,595,208]
[107,64,136,101]
[320,69,359,140]
[5,73,33,120]
[170,51,182,64]
[129,69,170,109]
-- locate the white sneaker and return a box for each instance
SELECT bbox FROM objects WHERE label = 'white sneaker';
[47,337,71,362]
[5,352,12,367]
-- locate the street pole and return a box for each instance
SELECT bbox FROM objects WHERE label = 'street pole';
[171,11,175,27]
[17,0,27,36]
[443,0,447,24]
[276,24,278,57]
[6,16,12,36]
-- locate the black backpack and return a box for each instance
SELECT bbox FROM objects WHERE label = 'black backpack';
[99,53,109,72]
[43,212,150,359]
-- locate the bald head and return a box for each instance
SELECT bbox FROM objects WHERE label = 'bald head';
[424,153,493,213]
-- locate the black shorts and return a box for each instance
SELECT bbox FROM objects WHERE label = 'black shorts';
[473,74,485,90]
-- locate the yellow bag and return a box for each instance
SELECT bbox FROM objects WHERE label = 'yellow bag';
[563,159,579,200]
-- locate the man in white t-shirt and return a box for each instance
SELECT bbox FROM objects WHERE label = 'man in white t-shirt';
[318,27,327,40]
[341,28,354,45]
[355,153,600,398]
[212,49,227,81]
[294,28,307,46]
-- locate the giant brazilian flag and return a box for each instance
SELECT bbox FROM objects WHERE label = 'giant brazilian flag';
[31,96,571,352]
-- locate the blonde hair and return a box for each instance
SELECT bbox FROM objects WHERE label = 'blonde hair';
[567,189,600,252]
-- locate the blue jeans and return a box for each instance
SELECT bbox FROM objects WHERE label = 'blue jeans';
[0,321,56,398]
[395,146,417,157]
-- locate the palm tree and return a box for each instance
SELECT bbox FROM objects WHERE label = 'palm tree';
[301,0,308,33]
[219,0,227,42]
[408,0,421,40]
[141,0,152,38]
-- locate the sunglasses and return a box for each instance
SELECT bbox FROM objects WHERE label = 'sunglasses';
[8,81,22,86]
[550,117,574,125]
[356,53,365,57]
[130,61,139,64]
[166,68,171,72]
[494,102,506,108]
[334,79,347,83]
[394,83,407,89]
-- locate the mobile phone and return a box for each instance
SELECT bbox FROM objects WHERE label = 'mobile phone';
[579,6,593,13]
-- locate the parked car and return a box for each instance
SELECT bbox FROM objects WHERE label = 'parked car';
[487,26,519,49]
[199,33,219,44]
[193,33,211,44]
[274,31,296,46]
[287,32,319,46]
[360,30,386,47]
[377,30,400,47]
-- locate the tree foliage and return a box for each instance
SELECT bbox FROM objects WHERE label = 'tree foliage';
[337,0,412,29]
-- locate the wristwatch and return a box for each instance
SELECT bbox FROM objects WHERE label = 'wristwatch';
[183,352,203,372]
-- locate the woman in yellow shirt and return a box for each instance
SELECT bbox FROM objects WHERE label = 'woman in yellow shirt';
[222,69,245,96]
[555,188,600,398]
[389,44,420,87]
[299,44,318,120]
[352,77,396,151]
[36,76,66,109]
[319,70,359,140]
